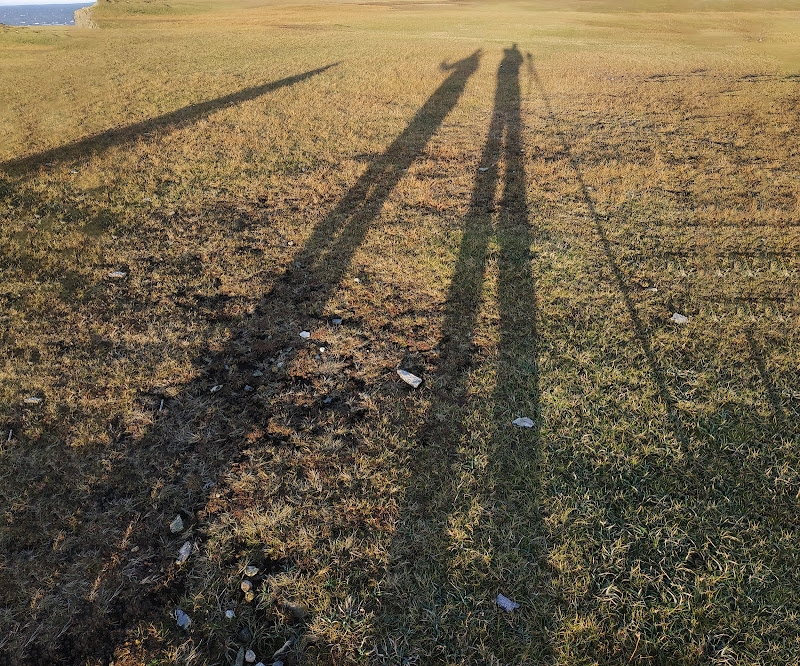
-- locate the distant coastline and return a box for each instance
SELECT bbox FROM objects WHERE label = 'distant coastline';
[0,2,95,27]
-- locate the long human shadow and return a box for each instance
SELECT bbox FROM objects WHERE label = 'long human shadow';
[0,52,481,664]
[526,53,687,448]
[380,45,552,663]
[1,63,339,175]
[245,50,482,334]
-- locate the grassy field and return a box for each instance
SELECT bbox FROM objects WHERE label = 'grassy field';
[1,0,799,663]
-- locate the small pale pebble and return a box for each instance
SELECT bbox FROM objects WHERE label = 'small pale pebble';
[300,331,311,339]
[323,397,333,404]
[210,384,223,393]
[225,609,235,619]
[244,565,259,576]
[244,591,255,602]
[143,197,152,202]
[478,167,489,172]
[175,608,191,628]
[241,580,253,593]
[244,385,254,392]
[496,593,520,612]
[176,541,192,564]
[315,355,321,360]
[245,649,257,663]
[353,277,361,283]
[646,286,658,292]
[671,312,689,324]
[272,662,283,666]
[252,370,263,377]
[397,368,422,389]
[23,397,42,405]
[108,271,127,278]
[169,515,183,533]
[512,417,535,428]
[332,318,342,325]
[319,347,326,353]
[255,663,266,666]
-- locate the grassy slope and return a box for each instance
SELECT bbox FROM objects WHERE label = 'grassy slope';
[1,1,799,664]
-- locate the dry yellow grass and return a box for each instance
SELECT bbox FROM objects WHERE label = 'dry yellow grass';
[1,0,799,664]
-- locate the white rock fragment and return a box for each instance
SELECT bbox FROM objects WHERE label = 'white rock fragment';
[176,541,192,564]
[225,609,235,619]
[244,385,254,392]
[210,384,223,393]
[645,286,658,292]
[108,271,127,278]
[169,515,183,533]
[299,331,311,339]
[670,312,689,324]
[332,318,342,325]
[175,608,191,628]
[23,397,42,405]
[245,650,257,663]
[397,368,422,389]
[353,277,361,283]
[323,397,333,404]
[252,369,263,377]
[240,580,253,593]
[478,167,489,172]
[496,593,520,612]
[255,663,266,666]
[319,347,326,353]
[244,565,259,577]
[512,417,535,428]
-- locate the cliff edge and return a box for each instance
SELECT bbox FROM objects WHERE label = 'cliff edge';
[74,4,97,28]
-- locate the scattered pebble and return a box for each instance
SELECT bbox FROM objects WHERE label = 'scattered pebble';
[244,385,254,392]
[496,593,520,612]
[478,167,489,172]
[512,417,535,428]
[332,318,342,325]
[169,515,183,533]
[252,370,263,377]
[241,580,253,593]
[176,541,192,565]
[226,610,235,619]
[323,397,333,404]
[272,662,283,666]
[23,397,42,405]
[670,312,689,324]
[646,286,658,292]
[353,277,361,283]
[255,663,266,666]
[245,650,257,663]
[108,271,127,278]
[210,384,223,393]
[319,347,326,353]
[143,197,152,202]
[175,608,191,628]
[244,565,259,577]
[235,647,246,666]
[299,331,311,339]
[397,368,422,389]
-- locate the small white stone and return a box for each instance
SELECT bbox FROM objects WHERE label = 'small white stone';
[252,370,263,377]
[397,368,422,389]
[478,167,489,172]
[353,277,361,283]
[225,609,235,619]
[108,271,127,278]
[244,565,259,576]
[210,384,223,393]
[175,608,191,628]
[299,331,311,339]
[241,579,253,593]
[332,318,342,325]
[671,313,689,324]
[169,515,183,533]
[244,385,254,392]
[176,541,192,564]
[496,593,519,612]
[319,347,326,353]
[512,417,535,428]
[23,397,42,405]
[245,649,257,663]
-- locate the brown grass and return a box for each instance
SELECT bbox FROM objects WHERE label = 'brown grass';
[1,0,799,664]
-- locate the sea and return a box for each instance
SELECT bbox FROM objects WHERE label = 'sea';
[0,2,94,26]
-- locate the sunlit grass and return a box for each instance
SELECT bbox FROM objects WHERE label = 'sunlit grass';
[1,0,799,663]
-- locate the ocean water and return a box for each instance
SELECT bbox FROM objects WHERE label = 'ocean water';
[0,3,94,26]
